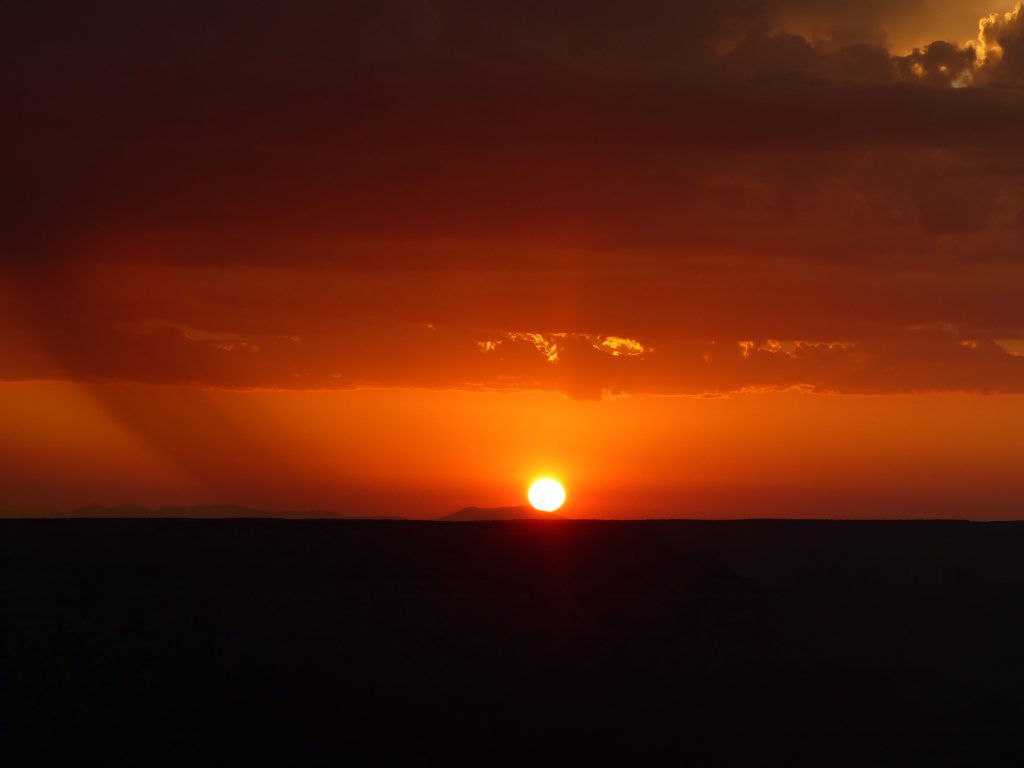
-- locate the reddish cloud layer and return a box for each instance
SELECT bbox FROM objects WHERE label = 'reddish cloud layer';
[3,1,1024,397]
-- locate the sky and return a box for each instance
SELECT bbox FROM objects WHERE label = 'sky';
[3,0,1024,518]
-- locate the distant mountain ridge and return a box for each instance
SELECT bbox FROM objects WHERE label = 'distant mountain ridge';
[441,505,563,521]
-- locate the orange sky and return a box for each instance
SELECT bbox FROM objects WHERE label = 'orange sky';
[3,381,1022,518]
[3,1,1024,517]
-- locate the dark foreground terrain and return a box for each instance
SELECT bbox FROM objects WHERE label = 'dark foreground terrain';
[2,520,1022,764]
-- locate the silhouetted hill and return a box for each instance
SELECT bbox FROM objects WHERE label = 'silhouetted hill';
[441,504,562,521]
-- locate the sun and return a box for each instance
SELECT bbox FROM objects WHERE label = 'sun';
[528,478,566,513]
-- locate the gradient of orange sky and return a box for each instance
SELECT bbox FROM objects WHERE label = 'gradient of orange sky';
[3,381,1022,518]
[4,1,1024,518]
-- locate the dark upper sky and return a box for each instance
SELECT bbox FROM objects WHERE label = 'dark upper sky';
[3,0,1024,398]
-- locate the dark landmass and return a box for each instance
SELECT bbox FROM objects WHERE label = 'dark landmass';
[441,504,563,521]
[2,519,1022,764]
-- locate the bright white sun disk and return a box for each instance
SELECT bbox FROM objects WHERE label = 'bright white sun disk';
[528,478,566,512]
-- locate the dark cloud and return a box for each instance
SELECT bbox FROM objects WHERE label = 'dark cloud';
[979,1,1024,82]
[894,40,976,87]
[4,309,1024,399]
[720,35,897,84]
